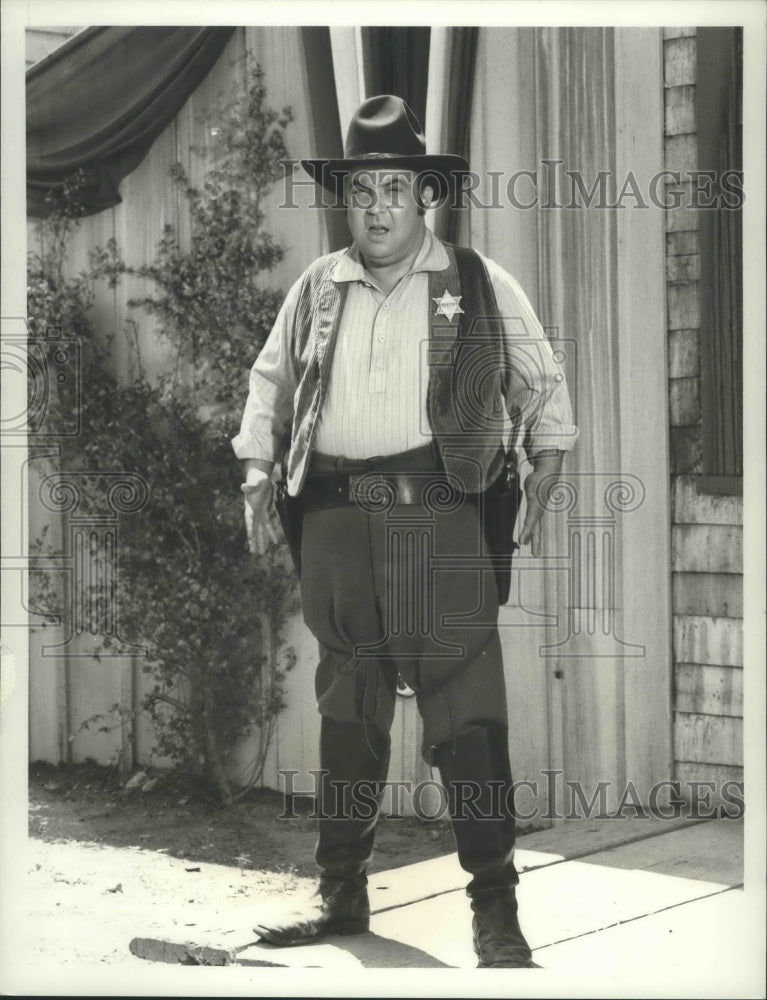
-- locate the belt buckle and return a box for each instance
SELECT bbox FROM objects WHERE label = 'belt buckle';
[349,472,393,512]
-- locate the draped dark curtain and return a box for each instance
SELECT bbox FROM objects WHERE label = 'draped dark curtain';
[299,27,347,252]
[360,26,478,245]
[443,28,478,244]
[696,27,743,481]
[361,27,431,126]
[27,26,236,217]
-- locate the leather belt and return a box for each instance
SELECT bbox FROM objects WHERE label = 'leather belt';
[301,470,473,514]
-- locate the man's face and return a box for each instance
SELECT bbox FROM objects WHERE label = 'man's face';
[346,169,426,267]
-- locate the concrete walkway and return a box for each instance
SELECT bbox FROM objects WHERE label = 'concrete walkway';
[131,816,765,995]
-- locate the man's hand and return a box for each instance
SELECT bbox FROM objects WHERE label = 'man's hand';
[242,460,279,556]
[518,450,564,558]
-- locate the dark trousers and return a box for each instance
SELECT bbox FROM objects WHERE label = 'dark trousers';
[299,448,519,892]
[300,467,509,758]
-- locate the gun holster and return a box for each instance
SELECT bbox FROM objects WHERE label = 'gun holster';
[274,475,303,577]
[480,449,522,606]
[274,450,522,601]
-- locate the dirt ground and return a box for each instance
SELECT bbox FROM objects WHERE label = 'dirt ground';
[17,760,456,974]
[28,760,455,877]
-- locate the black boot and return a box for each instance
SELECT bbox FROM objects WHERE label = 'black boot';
[434,724,536,969]
[471,887,535,968]
[254,717,390,946]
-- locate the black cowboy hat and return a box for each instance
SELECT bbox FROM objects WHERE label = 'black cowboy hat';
[300,94,470,203]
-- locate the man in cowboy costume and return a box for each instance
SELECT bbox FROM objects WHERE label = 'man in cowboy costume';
[233,95,577,968]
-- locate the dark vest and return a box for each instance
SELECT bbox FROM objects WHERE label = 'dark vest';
[285,241,508,495]
[426,243,507,493]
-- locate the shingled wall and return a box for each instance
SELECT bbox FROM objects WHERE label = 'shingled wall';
[663,27,744,794]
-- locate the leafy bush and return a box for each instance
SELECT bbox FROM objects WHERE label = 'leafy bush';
[28,67,299,804]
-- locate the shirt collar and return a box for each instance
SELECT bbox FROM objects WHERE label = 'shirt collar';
[331,227,450,284]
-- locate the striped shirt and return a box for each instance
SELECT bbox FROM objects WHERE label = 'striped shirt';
[232,228,577,464]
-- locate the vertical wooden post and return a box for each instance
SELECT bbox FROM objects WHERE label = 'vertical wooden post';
[614,28,674,798]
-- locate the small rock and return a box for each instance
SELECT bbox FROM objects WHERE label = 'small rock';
[124,770,148,791]
[43,781,59,792]
[141,777,159,794]
[107,883,123,894]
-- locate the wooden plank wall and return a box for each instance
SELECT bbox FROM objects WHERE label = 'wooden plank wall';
[27,28,319,776]
[25,27,81,70]
[663,28,744,795]
[26,27,430,812]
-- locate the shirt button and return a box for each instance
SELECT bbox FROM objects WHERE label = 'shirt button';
[383,302,390,310]
[378,335,385,342]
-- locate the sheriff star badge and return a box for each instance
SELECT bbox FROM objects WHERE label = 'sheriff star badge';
[432,290,464,322]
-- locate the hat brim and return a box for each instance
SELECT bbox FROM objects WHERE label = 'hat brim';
[300,154,470,205]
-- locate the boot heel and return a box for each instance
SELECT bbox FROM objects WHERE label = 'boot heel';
[335,916,370,936]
